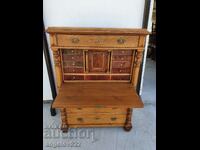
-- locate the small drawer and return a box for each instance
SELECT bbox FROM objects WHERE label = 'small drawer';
[112,50,133,55]
[63,61,83,67]
[112,55,132,61]
[63,55,83,61]
[111,68,131,73]
[111,75,130,80]
[85,75,110,80]
[63,68,84,73]
[62,49,83,55]
[64,75,84,80]
[112,61,131,68]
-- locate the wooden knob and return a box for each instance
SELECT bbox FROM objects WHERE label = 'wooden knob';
[111,117,117,121]
[77,118,83,122]
[72,76,76,79]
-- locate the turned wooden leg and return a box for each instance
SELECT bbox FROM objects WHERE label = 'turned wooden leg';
[50,104,56,116]
[60,108,69,133]
[124,108,133,131]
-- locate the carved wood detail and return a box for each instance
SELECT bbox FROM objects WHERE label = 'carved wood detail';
[124,108,133,131]
[131,50,144,88]
[60,108,68,133]
[52,48,63,89]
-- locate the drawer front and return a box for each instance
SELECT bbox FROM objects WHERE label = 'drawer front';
[85,75,110,80]
[112,55,132,61]
[111,68,131,73]
[57,34,139,48]
[63,68,84,73]
[112,61,132,68]
[111,75,130,80]
[63,49,83,55]
[112,50,133,55]
[64,75,84,80]
[63,61,83,67]
[68,114,126,125]
[67,107,127,114]
[63,55,83,61]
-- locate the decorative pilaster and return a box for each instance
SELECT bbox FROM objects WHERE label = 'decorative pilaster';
[52,48,62,90]
[124,108,133,131]
[131,50,143,88]
[60,108,68,133]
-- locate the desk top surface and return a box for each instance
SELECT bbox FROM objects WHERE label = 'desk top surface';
[52,82,144,108]
[46,27,149,35]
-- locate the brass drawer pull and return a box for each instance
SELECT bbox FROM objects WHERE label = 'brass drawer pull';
[111,117,117,121]
[117,37,125,44]
[72,38,80,43]
[77,118,83,122]
[77,108,82,110]
[95,117,100,120]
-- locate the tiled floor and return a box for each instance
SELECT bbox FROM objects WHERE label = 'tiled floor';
[43,58,156,150]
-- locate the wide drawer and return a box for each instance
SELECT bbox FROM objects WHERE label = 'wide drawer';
[66,107,127,114]
[67,114,126,125]
[57,34,139,48]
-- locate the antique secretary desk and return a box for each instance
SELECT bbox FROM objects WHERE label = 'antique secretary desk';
[46,27,149,132]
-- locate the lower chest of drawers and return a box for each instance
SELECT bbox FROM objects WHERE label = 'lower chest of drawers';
[65,107,127,126]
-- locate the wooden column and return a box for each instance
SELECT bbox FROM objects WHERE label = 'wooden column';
[60,108,68,133]
[52,48,63,90]
[131,50,144,89]
[124,108,133,131]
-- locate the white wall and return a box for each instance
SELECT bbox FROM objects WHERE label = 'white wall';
[43,0,146,97]
[43,0,145,28]
[43,51,53,100]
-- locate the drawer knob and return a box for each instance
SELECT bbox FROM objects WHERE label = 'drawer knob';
[77,118,83,122]
[72,38,80,43]
[111,117,117,121]
[117,38,125,44]
[77,108,82,110]
[73,76,76,79]
[95,117,100,120]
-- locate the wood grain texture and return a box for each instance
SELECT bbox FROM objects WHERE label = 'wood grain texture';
[47,27,149,131]
[56,34,139,48]
[52,82,144,108]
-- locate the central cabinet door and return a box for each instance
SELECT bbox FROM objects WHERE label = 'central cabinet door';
[88,50,109,73]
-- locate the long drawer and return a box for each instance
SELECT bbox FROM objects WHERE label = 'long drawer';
[67,114,126,125]
[66,107,127,114]
[57,34,139,48]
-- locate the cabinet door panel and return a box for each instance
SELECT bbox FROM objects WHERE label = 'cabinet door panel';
[88,51,109,73]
